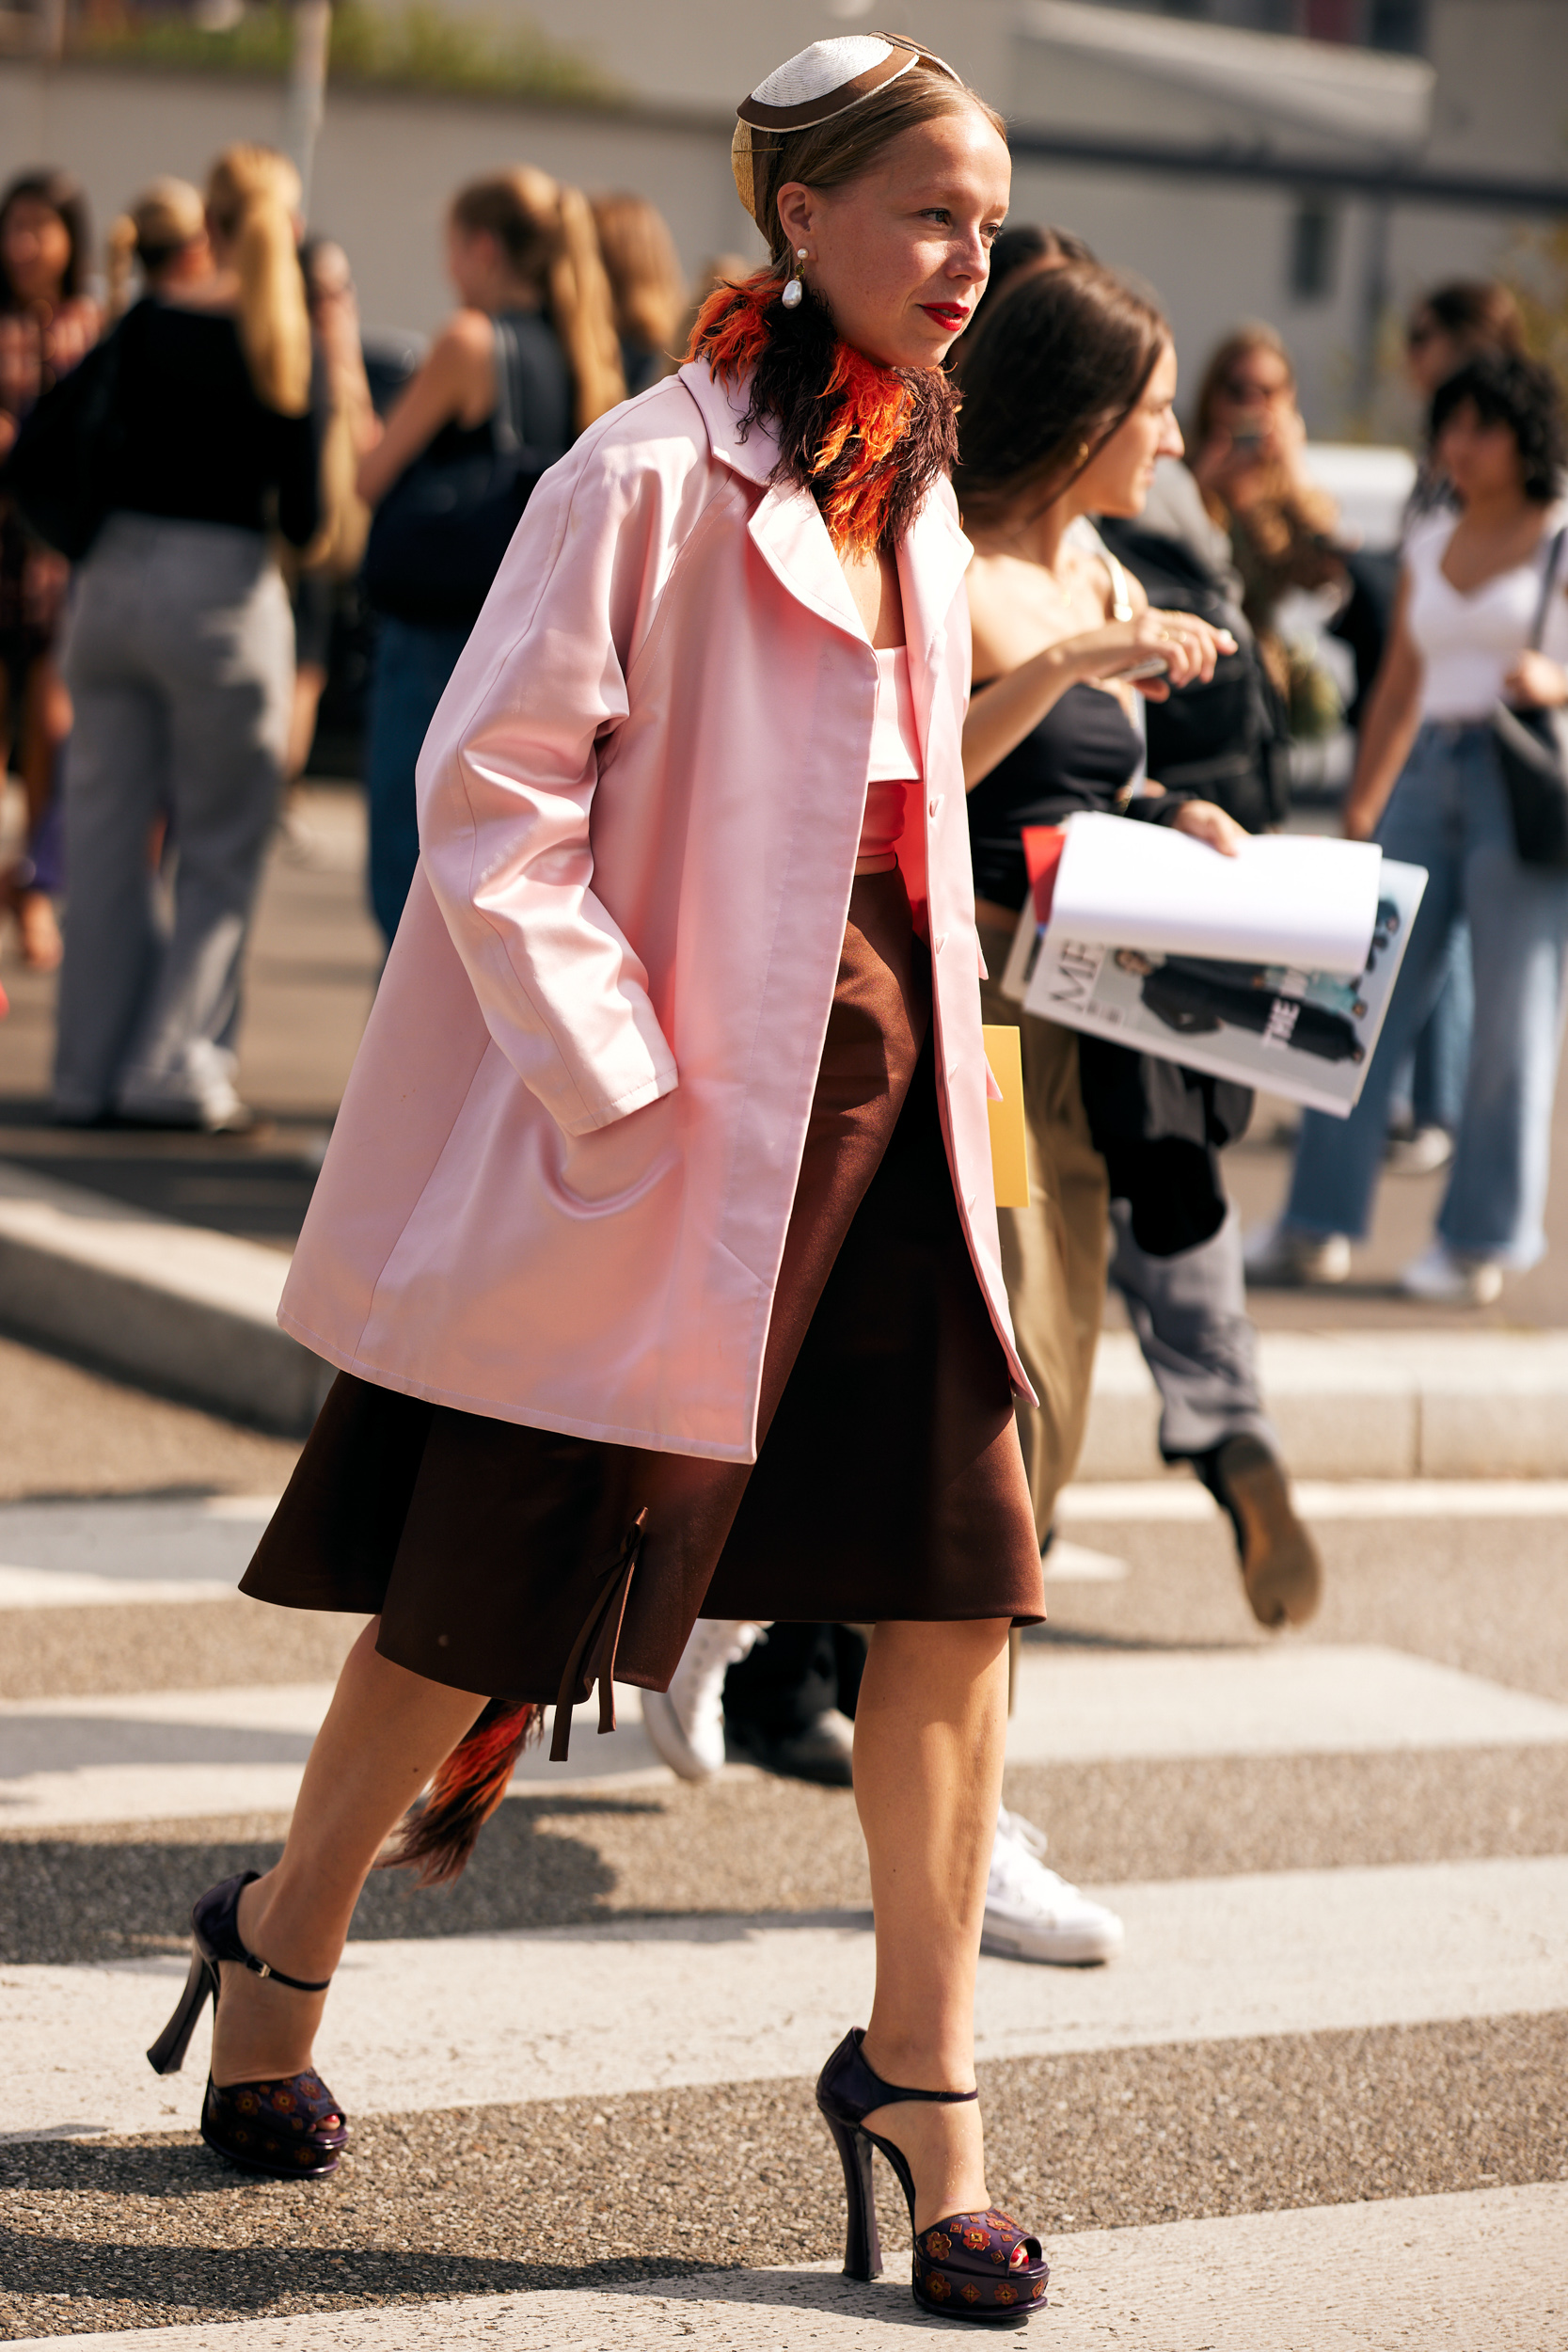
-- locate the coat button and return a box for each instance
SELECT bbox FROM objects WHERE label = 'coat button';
[928,795,942,818]
[934,931,947,953]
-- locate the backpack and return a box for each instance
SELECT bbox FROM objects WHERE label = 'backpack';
[1097,516,1291,834]
[362,313,570,628]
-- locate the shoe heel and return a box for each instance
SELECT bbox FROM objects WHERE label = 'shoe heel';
[147,1945,214,2076]
[821,2109,882,2281]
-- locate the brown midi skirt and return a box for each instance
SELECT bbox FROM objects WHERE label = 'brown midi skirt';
[242,869,1043,1723]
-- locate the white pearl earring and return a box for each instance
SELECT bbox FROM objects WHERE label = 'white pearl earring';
[782,246,808,310]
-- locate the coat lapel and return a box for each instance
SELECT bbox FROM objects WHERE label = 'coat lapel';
[681,356,974,700]
[896,488,973,767]
[680,359,869,644]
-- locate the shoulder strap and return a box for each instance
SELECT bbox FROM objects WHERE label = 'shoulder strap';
[1081,520,1134,621]
[490,317,522,456]
[1528,524,1568,651]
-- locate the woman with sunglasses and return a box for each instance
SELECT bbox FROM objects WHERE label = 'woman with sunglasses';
[1190,325,1345,734]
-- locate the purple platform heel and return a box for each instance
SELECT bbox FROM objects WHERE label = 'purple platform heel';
[147,1869,348,2179]
[816,2027,1048,2319]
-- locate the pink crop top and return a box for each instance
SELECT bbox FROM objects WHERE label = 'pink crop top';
[858,646,922,869]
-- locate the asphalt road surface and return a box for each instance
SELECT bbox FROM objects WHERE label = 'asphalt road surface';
[0,1336,1562,2348]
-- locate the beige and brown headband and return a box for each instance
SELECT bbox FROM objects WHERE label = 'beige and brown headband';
[731,33,959,239]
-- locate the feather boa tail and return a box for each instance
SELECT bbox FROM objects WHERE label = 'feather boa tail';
[379,1698,543,1888]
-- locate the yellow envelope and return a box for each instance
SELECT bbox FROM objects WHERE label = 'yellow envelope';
[982,1023,1030,1208]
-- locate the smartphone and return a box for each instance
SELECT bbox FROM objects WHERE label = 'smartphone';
[1116,656,1170,682]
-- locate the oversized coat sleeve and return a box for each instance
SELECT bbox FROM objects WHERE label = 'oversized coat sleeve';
[414,405,699,1139]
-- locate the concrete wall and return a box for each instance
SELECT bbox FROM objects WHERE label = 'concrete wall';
[0,61,761,340]
[0,0,1561,429]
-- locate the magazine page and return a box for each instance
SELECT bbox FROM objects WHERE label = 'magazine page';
[1048,811,1385,976]
[1020,856,1429,1118]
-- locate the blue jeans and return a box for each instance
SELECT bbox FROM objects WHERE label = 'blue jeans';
[1286,723,1568,1267]
[1390,921,1474,1133]
[363,614,469,948]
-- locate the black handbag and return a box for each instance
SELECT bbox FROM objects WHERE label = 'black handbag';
[362,314,568,628]
[1491,525,1568,870]
[1097,516,1291,834]
[2,301,142,562]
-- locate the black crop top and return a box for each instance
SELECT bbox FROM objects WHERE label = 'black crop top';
[100,300,323,547]
[967,679,1184,913]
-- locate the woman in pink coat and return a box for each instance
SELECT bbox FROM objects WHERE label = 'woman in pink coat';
[149,35,1050,2321]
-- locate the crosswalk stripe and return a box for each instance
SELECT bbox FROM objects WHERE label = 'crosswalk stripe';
[5,1645,1564,1827]
[7,1855,1564,2143]
[1057,1476,1568,1520]
[4,2182,1561,2349]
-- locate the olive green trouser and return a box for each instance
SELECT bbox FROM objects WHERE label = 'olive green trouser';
[978,916,1110,1549]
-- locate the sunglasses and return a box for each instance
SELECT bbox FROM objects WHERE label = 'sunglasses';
[1220,376,1290,403]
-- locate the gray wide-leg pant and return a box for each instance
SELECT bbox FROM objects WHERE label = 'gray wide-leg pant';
[1109,1200,1275,1463]
[55,514,293,1124]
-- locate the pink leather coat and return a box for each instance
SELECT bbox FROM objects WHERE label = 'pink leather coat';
[279,358,1030,1460]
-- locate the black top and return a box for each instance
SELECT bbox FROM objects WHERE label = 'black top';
[966,679,1179,913]
[418,310,573,473]
[101,300,323,547]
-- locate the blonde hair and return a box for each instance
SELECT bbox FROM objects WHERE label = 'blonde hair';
[450,167,624,434]
[205,145,310,417]
[590,190,685,360]
[106,176,205,318]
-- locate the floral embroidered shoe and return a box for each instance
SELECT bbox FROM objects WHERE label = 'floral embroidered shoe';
[816,2027,1048,2320]
[913,2211,1049,2312]
[146,1869,348,2180]
[200,2067,348,2179]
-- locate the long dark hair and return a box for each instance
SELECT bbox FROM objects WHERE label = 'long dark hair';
[0,167,91,310]
[954,260,1168,528]
[1415,278,1525,358]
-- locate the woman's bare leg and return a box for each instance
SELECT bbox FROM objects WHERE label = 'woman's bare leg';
[212,1620,486,2086]
[853,1615,1010,2231]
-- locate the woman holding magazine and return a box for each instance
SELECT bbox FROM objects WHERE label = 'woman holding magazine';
[955,256,1323,1631]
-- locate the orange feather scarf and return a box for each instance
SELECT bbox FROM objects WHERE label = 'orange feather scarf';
[686,272,958,558]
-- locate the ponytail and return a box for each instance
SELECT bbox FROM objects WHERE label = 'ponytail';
[550,182,626,435]
[450,167,625,437]
[205,146,310,417]
[106,213,138,322]
[106,176,205,319]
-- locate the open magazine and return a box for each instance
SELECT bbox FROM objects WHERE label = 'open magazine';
[999,814,1427,1119]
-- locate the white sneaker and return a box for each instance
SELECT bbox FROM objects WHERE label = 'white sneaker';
[1386,1123,1454,1178]
[1243,1217,1351,1287]
[641,1618,763,1782]
[1400,1241,1503,1307]
[982,1804,1124,1966]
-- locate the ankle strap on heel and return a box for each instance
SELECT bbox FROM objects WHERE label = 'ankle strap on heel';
[194,1870,334,1994]
[820,2027,978,2123]
[240,1949,332,1994]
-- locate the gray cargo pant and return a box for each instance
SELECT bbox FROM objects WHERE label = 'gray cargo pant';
[54,514,293,1125]
[1110,1199,1275,1464]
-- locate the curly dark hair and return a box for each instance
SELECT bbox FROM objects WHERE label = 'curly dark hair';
[1430,352,1567,504]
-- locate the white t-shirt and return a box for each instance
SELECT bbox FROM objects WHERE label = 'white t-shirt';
[1405,506,1568,721]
